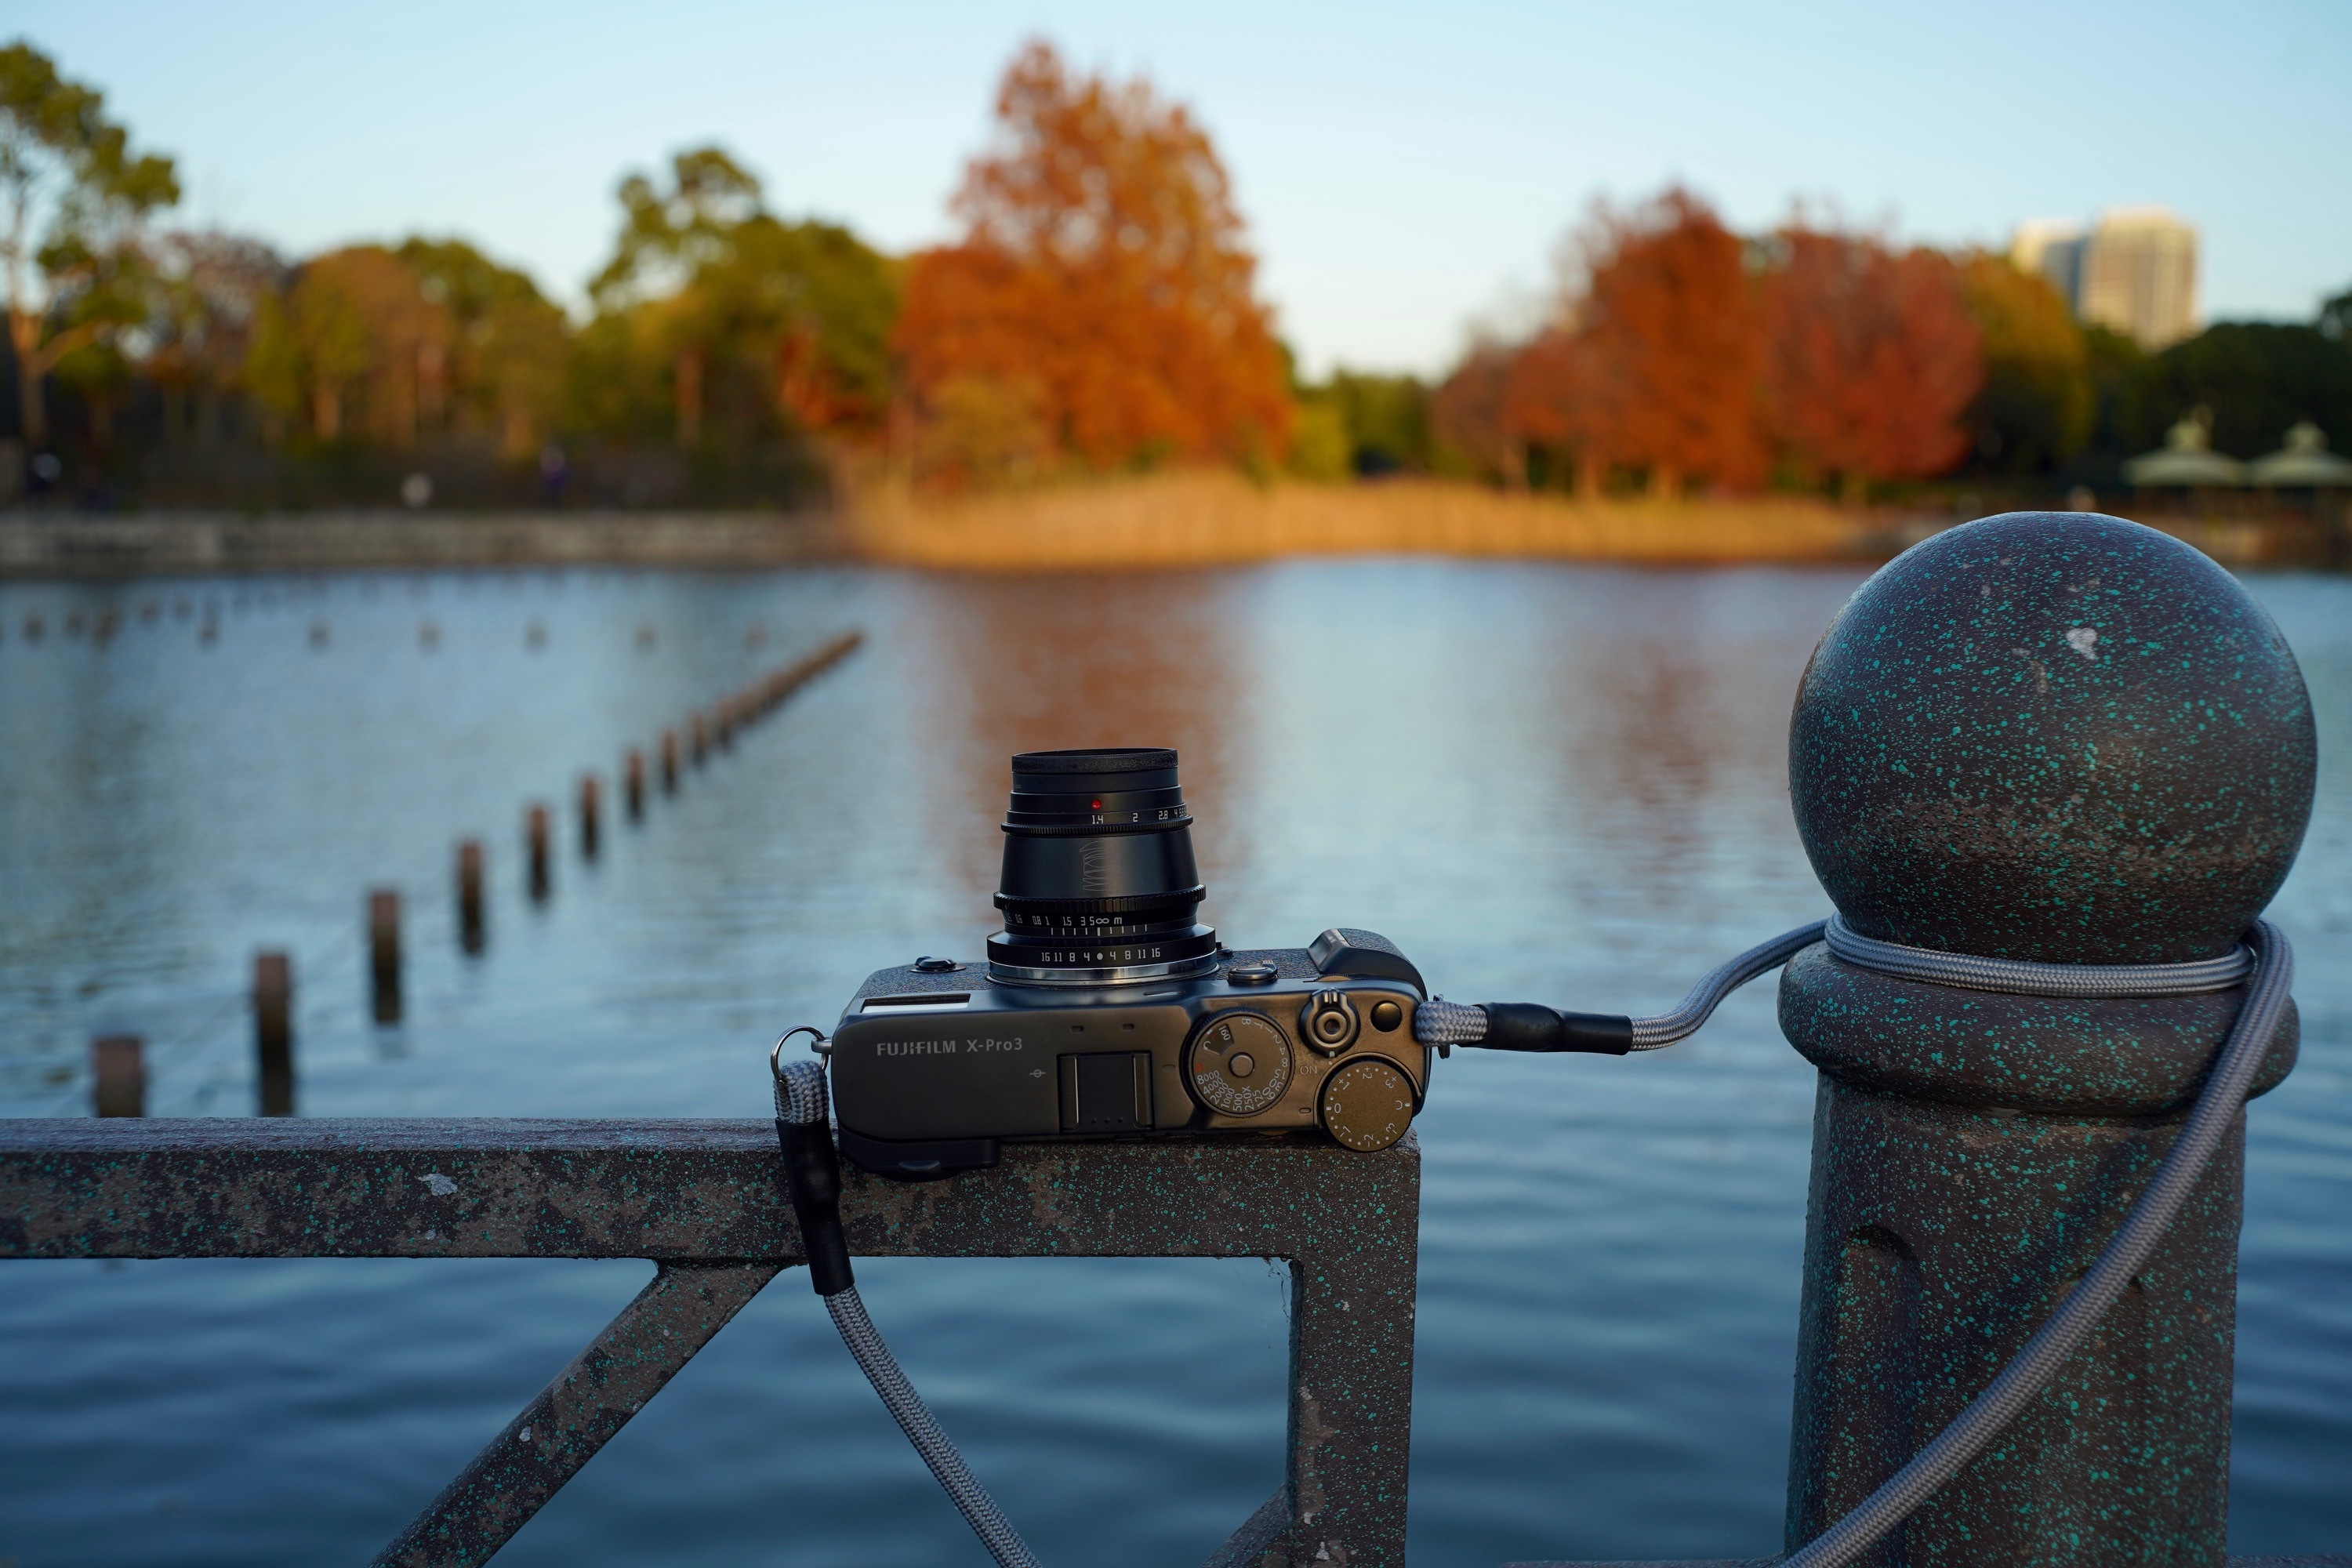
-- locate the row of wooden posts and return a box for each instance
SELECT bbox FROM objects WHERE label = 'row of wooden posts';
[85,630,866,1118]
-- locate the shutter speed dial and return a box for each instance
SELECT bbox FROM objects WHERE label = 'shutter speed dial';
[1186,1011,1294,1116]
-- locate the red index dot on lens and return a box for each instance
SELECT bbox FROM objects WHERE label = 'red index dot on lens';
[1091,798,1102,808]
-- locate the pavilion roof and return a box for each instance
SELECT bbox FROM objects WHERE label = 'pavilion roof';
[2123,417,2245,487]
[2248,422,2352,488]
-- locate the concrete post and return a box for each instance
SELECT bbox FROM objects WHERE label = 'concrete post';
[1779,514,2314,1566]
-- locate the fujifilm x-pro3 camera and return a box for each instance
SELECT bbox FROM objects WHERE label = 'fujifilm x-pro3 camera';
[822,748,1430,1179]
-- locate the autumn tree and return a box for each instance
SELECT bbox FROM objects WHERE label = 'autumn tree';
[895,40,1291,486]
[1501,325,1602,494]
[245,246,448,444]
[1566,189,1766,497]
[0,42,179,450]
[1432,341,1523,485]
[1762,228,1981,499]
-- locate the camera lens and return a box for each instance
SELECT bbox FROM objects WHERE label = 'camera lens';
[987,747,1221,985]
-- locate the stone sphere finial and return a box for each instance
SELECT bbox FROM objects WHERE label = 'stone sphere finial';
[1788,512,2314,963]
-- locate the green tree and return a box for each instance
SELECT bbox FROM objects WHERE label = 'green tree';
[2081,323,2148,459]
[245,246,447,444]
[2319,282,2351,344]
[1327,371,1431,474]
[1287,368,1432,480]
[143,230,283,447]
[398,237,571,458]
[590,146,765,310]
[0,40,179,448]
[2120,322,2352,457]
[588,145,898,450]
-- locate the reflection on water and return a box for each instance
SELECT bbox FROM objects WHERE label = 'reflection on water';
[0,559,2346,1566]
[906,569,1259,906]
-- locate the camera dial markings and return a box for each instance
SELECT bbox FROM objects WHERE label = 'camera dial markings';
[1186,1011,1293,1116]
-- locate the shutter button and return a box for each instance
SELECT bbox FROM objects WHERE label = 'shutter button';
[1227,961,1279,986]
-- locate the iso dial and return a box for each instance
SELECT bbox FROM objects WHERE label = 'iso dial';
[1186,1011,1293,1116]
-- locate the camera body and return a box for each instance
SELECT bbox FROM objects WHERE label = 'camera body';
[829,929,1430,1179]
[818,747,1435,1180]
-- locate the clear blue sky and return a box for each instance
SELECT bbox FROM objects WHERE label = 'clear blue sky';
[13,0,2350,376]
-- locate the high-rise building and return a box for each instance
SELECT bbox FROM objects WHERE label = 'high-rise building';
[2079,207,2199,349]
[2008,206,2201,350]
[2011,218,2087,306]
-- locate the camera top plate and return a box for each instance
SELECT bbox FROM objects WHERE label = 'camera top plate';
[826,935,1431,1174]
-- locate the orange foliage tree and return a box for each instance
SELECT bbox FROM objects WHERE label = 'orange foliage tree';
[1564,189,1766,497]
[1432,341,1523,485]
[1499,327,1598,494]
[895,41,1292,485]
[1762,229,1982,499]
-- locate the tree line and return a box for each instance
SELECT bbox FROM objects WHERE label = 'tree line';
[4,36,2347,510]
[1420,191,2352,503]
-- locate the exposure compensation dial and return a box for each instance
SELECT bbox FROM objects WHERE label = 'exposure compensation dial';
[1185,1011,1294,1116]
[1318,1057,1415,1152]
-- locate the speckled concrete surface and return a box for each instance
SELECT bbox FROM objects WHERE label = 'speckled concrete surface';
[1780,514,2316,1566]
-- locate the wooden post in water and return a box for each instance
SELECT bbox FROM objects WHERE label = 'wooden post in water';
[253,952,294,1116]
[368,889,402,1024]
[457,840,486,954]
[624,750,645,821]
[92,1035,144,1117]
[661,731,680,793]
[527,805,552,902]
[579,774,602,860]
[689,715,708,766]
[714,703,735,751]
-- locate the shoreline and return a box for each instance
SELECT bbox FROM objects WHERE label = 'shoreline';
[0,473,2318,577]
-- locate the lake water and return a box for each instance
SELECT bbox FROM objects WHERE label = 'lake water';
[2,555,2347,1566]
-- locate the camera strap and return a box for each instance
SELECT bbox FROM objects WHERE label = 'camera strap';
[1427,916,2295,1568]
[771,1049,1043,1568]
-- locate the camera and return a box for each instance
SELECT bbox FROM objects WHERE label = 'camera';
[825,748,1432,1180]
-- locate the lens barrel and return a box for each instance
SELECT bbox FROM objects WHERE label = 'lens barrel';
[988,748,1221,985]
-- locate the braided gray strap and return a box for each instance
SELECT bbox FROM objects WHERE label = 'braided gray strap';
[1824,913,2252,996]
[1781,919,2292,1568]
[1630,921,1830,1048]
[1416,998,1489,1046]
[827,1287,1041,1568]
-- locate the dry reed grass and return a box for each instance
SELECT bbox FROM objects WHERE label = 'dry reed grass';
[848,470,1882,571]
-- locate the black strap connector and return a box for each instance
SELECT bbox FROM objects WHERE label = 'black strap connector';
[1473,1003,1635,1054]
[775,1116,857,1297]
